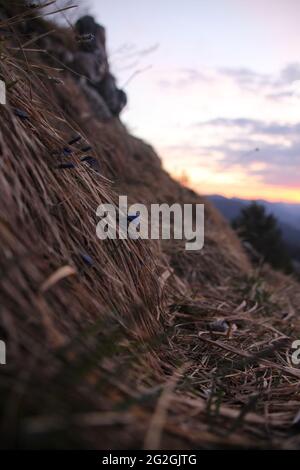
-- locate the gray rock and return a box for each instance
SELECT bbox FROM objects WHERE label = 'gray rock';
[73,16,127,118]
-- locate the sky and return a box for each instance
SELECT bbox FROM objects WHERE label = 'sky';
[83,0,300,203]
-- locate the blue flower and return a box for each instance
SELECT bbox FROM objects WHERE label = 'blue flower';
[127,214,140,223]
[14,108,29,120]
[80,252,94,266]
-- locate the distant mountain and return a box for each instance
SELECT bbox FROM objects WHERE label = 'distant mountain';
[207,195,300,263]
[256,200,300,231]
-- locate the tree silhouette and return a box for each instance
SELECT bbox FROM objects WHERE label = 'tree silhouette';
[232,202,293,273]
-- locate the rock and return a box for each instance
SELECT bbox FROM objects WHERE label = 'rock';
[96,73,127,116]
[73,16,127,118]
[79,78,112,120]
[73,16,108,84]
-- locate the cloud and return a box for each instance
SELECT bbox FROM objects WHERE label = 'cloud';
[157,62,300,100]
[221,63,300,86]
[192,117,300,187]
[267,90,295,100]
[219,63,300,100]
[266,63,300,101]
[255,165,300,187]
[278,63,300,85]
[154,62,300,189]
[158,67,211,89]
[198,118,300,136]
[219,67,271,90]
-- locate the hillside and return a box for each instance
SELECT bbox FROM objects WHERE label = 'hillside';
[1,2,300,450]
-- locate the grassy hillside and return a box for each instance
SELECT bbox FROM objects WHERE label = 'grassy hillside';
[1,2,300,449]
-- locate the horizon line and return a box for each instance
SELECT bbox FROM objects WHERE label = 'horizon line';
[205,192,300,205]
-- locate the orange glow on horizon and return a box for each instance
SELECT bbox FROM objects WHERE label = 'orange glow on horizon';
[200,187,300,204]
[171,170,300,204]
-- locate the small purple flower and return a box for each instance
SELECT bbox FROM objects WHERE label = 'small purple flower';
[80,252,94,266]
[14,108,29,120]
[68,135,82,145]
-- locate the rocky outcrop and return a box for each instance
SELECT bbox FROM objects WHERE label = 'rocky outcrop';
[72,15,127,119]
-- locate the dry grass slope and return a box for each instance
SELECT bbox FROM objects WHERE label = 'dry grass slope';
[1,2,300,449]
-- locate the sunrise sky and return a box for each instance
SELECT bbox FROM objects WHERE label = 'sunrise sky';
[86,0,300,203]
